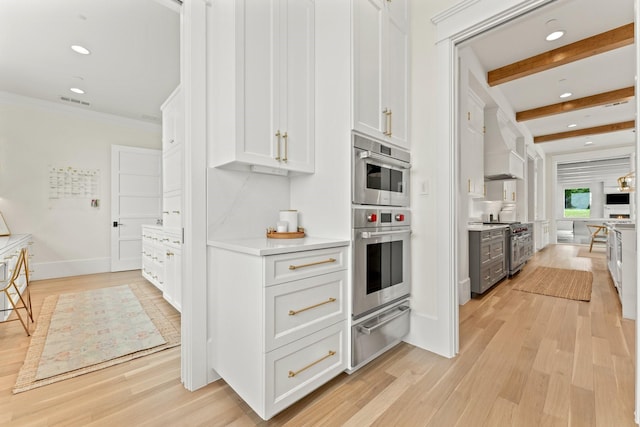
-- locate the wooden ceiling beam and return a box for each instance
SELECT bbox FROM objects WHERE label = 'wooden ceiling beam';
[533,120,635,143]
[516,86,635,122]
[488,23,634,87]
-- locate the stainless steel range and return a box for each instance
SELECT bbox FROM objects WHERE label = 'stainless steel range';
[507,222,534,276]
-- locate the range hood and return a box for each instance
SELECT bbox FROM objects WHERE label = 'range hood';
[484,107,524,180]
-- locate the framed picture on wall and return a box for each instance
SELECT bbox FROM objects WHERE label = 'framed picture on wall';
[0,212,10,236]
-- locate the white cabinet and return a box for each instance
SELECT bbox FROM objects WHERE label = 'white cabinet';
[486,179,517,203]
[534,220,549,251]
[161,86,183,235]
[163,231,182,312]
[461,90,485,197]
[209,0,315,174]
[0,235,32,322]
[353,0,409,148]
[607,224,636,319]
[209,243,348,420]
[142,225,165,291]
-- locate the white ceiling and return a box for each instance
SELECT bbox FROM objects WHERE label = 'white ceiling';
[460,0,636,155]
[0,0,180,124]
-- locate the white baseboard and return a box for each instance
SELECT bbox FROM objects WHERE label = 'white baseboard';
[459,277,471,305]
[404,310,455,359]
[31,257,111,280]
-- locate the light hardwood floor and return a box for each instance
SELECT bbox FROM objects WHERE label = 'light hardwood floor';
[0,244,634,426]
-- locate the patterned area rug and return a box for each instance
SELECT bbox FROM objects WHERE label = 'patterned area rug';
[513,267,593,301]
[14,284,180,393]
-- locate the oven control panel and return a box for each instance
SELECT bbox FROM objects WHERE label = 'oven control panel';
[354,207,411,228]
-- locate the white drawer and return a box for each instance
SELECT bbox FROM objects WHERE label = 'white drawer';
[265,271,347,352]
[265,321,346,419]
[163,194,182,230]
[264,246,348,286]
[164,230,182,249]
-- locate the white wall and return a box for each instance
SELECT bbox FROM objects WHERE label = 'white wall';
[0,93,161,279]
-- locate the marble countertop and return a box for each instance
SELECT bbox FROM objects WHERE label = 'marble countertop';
[207,236,350,256]
[468,224,509,232]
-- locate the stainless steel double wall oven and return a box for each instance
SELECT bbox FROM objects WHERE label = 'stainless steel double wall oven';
[351,133,411,369]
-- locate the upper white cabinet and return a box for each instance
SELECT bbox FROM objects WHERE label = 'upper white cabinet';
[353,0,409,148]
[209,0,315,174]
[461,90,485,197]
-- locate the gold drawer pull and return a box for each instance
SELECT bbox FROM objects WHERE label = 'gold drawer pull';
[288,258,336,270]
[288,297,336,316]
[288,350,336,378]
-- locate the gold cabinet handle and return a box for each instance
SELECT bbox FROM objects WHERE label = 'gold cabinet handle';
[172,210,181,214]
[289,258,336,270]
[275,130,281,161]
[288,297,336,316]
[383,109,392,136]
[282,132,288,162]
[512,192,515,201]
[388,109,393,136]
[166,251,174,257]
[288,350,336,378]
[468,179,471,192]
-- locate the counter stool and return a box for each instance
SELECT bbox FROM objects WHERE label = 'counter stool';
[1,248,34,335]
[586,224,607,252]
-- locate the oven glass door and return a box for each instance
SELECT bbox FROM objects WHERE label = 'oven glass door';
[353,152,409,206]
[353,229,411,319]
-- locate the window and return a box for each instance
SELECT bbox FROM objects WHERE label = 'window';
[564,188,591,218]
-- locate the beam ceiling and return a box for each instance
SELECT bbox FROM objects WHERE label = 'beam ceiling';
[488,23,634,86]
[533,120,635,143]
[516,86,635,122]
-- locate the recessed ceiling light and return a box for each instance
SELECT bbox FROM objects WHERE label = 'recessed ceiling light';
[568,123,577,128]
[584,141,593,145]
[71,45,90,55]
[559,92,573,99]
[545,19,565,41]
[70,87,85,94]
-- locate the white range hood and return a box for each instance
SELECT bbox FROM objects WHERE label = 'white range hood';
[484,107,524,180]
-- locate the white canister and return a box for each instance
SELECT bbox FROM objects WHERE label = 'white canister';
[279,210,298,232]
[276,221,288,233]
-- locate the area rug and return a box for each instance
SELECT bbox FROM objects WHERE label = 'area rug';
[512,266,593,301]
[14,284,180,393]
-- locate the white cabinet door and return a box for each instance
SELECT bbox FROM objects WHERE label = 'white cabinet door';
[461,90,485,197]
[353,0,409,148]
[212,0,315,174]
[163,236,182,312]
[353,0,384,140]
[280,0,315,172]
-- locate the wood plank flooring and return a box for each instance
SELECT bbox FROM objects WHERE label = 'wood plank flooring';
[0,244,634,426]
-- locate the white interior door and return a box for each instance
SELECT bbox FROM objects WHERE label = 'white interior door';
[111,145,162,272]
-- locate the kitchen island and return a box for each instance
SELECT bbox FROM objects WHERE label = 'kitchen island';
[605,222,636,319]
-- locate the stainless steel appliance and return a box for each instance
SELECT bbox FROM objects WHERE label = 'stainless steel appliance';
[351,206,411,369]
[352,207,411,319]
[352,133,411,207]
[507,222,533,276]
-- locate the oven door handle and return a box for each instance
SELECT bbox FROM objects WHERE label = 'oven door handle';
[359,151,411,169]
[357,306,411,335]
[360,230,411,239]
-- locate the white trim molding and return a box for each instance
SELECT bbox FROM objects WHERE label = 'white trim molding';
[32,258,110,281]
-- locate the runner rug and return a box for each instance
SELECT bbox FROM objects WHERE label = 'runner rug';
[513,266,593,301]
[14,284,180,393]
